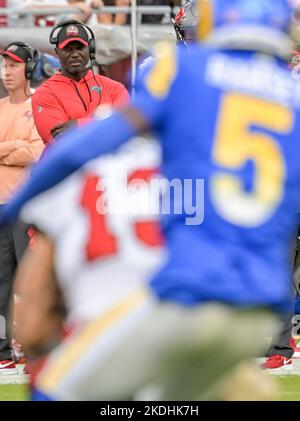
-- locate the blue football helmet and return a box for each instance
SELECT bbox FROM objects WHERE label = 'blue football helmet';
[31,53,60,87]
[174,0,293,44]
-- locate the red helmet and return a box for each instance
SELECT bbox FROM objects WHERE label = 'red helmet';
[173,0,293,46]
[173,0,199,45]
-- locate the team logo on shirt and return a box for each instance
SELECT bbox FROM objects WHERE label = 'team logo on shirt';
[66,25,79,37]
[90,85,102,94]
[37,105,43,113]
[22,111,32,121]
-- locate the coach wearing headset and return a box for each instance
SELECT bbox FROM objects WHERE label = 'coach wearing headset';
[32,20,130,145]
[0,42,44,373]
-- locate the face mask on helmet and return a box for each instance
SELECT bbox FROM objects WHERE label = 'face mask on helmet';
[173,0,293,45]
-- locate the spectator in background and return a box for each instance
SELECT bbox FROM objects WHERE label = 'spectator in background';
[96,0,171,26]
[0,42,44,373]
[138,0,171,24]
[27,0,92,25]
[96,0,130,25]
[72,0,106,23]
[7,0,94,27]
[32,20,129,145]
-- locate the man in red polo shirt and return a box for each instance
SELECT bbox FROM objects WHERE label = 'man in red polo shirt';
[32,20,129,145]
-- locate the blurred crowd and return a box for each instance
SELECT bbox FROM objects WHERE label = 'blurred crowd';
[0,0,180,27]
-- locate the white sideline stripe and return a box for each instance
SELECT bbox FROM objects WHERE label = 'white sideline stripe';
[2,359,300,386]
[0,365,29,385]
[0,375,29,385]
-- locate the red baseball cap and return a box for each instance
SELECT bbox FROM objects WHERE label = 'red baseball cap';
[57,23,89,49]
[0,43,28,63]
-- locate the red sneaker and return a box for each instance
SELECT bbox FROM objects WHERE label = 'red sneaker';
[290,337,300,358]
[0,360,19,375]
[261,355,293,370]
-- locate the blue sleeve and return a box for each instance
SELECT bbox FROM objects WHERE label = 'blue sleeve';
[0,112,136,225]
[132,43,178,127]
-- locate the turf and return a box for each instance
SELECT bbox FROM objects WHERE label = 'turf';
[0,384,29,401]
[0,377,300,401]
[276,376,300,401]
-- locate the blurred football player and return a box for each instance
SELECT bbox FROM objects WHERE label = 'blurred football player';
[15,137,165,400]
[3,0,300,400]
[16,137,277,401]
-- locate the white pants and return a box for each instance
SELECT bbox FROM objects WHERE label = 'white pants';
[35,289,279,400]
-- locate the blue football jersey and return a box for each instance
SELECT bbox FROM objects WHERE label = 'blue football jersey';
[132,42,300,313]
[2,41,300,313]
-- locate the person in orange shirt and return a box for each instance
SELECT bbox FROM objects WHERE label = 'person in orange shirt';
[32,20,130,145]
[0,42,44,374]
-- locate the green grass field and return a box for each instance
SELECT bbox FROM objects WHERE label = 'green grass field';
[1,377,300,401]
[276,376,300,401]
[0,384,29,401]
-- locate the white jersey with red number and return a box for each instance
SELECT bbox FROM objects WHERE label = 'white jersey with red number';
[21,138,165,324]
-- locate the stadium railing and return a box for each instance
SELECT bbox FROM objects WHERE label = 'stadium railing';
[0,6,177,27]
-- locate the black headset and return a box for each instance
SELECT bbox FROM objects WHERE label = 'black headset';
[5,42,40,80]
[49,20,96,61]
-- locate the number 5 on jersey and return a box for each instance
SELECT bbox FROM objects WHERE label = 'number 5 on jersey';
[211,93,293,227]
